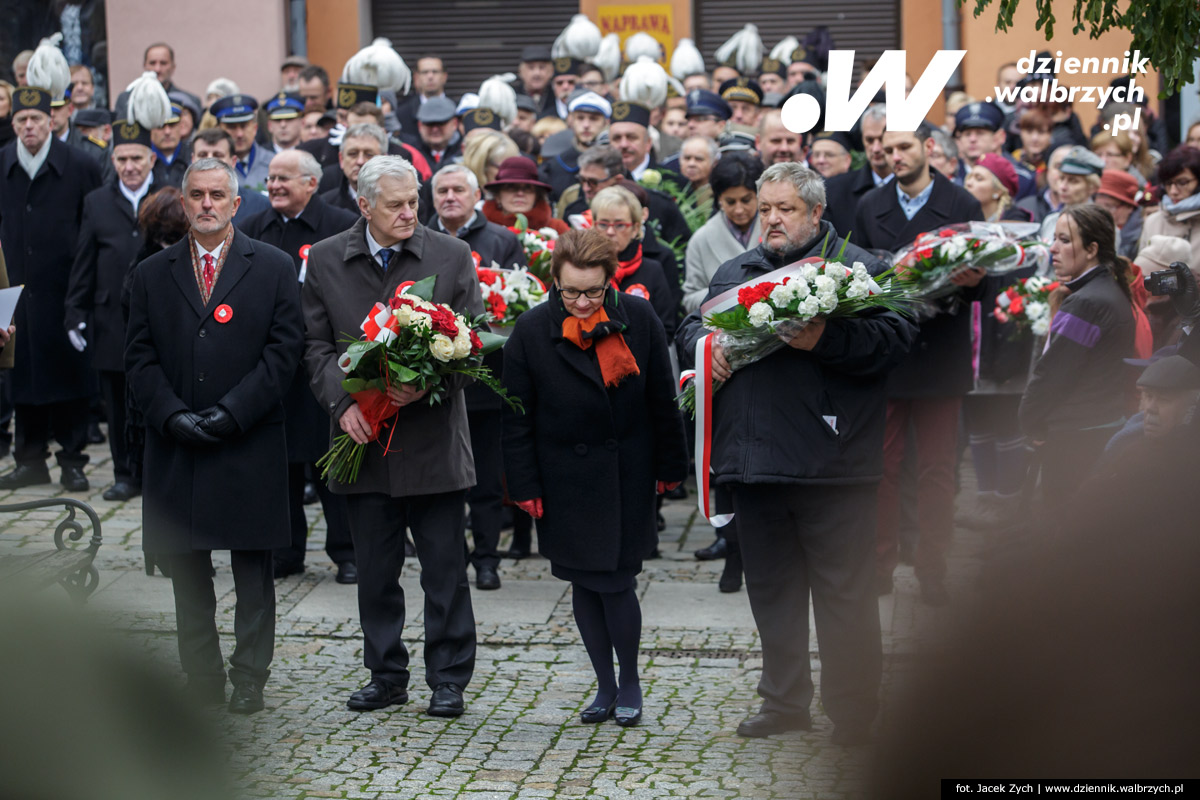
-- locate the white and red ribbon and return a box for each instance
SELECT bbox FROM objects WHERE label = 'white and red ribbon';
[361,302,399,344]
[694,333,734,528]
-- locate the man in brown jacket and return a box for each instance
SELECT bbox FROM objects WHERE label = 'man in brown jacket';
[301,155,482,718]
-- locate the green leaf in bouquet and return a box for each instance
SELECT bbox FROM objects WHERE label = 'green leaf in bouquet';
[513,212,529,233]
[405,274,438,301]
[340,338,383,372]
[389,363,421,384]
[475,330,508,355]
[341,376,387,394]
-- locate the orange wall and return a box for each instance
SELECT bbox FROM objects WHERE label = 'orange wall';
[959,0,1160,131]
[306,0,364,86]
[901,0,948,124]
[580,0,692,63]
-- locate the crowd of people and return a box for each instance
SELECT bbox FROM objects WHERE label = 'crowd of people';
[2,17,1198,747]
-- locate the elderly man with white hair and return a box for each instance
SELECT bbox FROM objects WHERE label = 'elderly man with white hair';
[302,155,484,718]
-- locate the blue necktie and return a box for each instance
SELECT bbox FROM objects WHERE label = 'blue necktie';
[378,248,392,272]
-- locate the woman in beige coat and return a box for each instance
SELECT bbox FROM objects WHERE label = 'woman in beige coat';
[1140,146,1200,267]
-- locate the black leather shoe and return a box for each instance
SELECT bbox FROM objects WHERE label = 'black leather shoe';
[614,704,642,727]
[475,564,500,590]
[427,682,464,717]
[60,465,89,492]
[830,723,872,746]
[102,481,140,501]
[186,679,226,706]
[228,684,265,715]
[335,561,358,584]
[499,547,530,560]
[302,481,319,505]
[273,561,304,579]
[694,537,728,561]
[580,699,616,723]
[87,422,106,444]
[347,679,408,711]
[736,710,813,738]
[0,463,51,489]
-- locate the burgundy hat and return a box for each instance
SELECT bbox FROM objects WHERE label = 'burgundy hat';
[484,156,551,192]
[1096,169,1143,207]
[976,153,1019,199]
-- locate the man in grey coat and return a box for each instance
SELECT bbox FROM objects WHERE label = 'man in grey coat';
[302,156,482,718]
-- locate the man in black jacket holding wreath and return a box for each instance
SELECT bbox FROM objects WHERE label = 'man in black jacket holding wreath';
[677,162,915,745]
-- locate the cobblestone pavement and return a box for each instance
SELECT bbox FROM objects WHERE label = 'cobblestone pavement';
[0,439,985,799]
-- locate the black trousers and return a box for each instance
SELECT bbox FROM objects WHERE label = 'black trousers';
[276,462,355,568]
[99,370,136,483]
[165,549,275,689]
[344,490,476,690]
[13,398,89,468]
[731,482,881,728]
[466,409,502,569]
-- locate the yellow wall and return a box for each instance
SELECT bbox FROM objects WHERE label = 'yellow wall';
[959,0,1160,131]
[580,0,692,63]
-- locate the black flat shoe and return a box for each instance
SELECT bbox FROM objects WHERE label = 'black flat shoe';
[302,481,319,505]
[347,679,408,711]
[614,705,642,727]
[335,561,358,584]
[427,683,464,717]
[87,422,106,444]
[694,537,728,561]
[475,564,500,590]
[580,699,616,723]
[60,465,89,492]
[0,463,51,489]
[228,684,264,715]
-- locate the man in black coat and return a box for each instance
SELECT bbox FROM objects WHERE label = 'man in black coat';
[400,97,462,169]
[65,120,159,501]
[125,158,304,714]
[319,122,435,225]
[677,162,916,744]
[822,106,893,241]
[0,87,101,492]
[431,163,528,589]
[240,148,360,584]
[854,125,986,606]
[190,128,271,229]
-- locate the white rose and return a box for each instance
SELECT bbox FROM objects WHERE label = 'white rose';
[430,334,456,362]
[1031,317,1049,337]
[747,302,774,327]
[798,295,821,318]
[845,280,870,299]
[813,275,836,295]
[452,330,473,358]
[409,311,433,330]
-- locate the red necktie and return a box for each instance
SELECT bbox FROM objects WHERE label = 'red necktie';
[203,254,215,295]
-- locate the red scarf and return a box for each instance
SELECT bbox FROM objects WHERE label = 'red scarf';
[612,244,643,289]
[561,306,640,388]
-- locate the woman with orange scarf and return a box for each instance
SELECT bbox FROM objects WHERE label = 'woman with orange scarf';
[501,229,688,728]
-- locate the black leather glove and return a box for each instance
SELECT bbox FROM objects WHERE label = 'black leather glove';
[166,411,221,447]
[1168,261,1200,324]
[197,405,239,438]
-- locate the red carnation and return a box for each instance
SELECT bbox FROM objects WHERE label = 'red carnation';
[738,282,776,309]
[938,228,957,237]
[477,267,499,285]
[488,295,508,319]
[1009,296,1025,316]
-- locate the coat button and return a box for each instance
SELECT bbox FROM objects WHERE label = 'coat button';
[605,439,617,451]
[199,329,207,338]
[574,444,588,456]
[198,372,206,382]
[25,204,32,212]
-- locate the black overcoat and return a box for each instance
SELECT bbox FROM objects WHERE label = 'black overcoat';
[241,194,359,461]
[854,171,985,398]
[0,138,101,404]
[822,164,880,243]
[501,289,689,572]
[65,181,147,372]
[125,231,304,554]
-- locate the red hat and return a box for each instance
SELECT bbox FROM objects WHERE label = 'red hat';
[976,153,1019,200]
[1096,169,1143,207]
[484,157,551,192]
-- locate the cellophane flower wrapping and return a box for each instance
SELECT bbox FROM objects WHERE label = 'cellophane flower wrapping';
[475,262,548,328]
[317,275,519,484]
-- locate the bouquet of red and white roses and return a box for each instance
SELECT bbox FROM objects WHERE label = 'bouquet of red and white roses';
[507,212,557,281]
[475,264,547,328]
[317,275,517,483]
[994,275,1061,337]
[892,222,1048,311]
[677,254,910,415]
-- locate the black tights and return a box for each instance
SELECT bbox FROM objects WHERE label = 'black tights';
[571,583,643,709]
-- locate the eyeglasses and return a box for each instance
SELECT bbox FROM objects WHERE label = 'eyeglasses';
[581,80,604,89]
[266,174,302,183]
[594,220,633,232]
[1164,176,1197,191]
[559,285,606,300]
[578,176,607,188]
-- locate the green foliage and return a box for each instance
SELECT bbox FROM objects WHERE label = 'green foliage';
[960,0,1200,94]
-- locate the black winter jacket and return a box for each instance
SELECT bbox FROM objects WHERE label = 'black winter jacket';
[676,221,916,485]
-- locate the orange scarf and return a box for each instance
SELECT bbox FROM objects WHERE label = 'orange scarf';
[561,306,640,388]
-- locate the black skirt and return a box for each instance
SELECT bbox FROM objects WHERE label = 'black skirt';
[551,562,639,593]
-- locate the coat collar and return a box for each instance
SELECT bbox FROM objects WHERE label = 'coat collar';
[166,228,256,319]
[546,287,632,390]
[341,216,427,264]
[868,170,960,248]
[106,179,141,224]
[2,137,68,181]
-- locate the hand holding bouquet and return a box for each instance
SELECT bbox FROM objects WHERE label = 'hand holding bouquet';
[994,275,1061,336]
[317,276,518,483]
